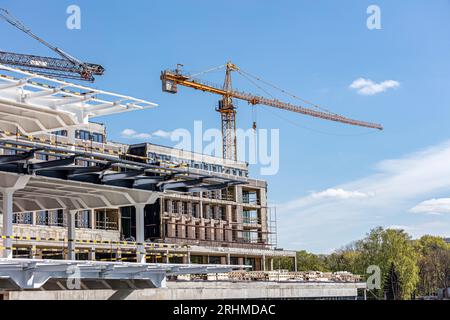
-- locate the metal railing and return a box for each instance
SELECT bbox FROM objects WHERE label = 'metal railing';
[12,213,32,225]
[95,220,118,231]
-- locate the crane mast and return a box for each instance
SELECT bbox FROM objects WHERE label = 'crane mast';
[218,62,238,160]
[161,63,383,161]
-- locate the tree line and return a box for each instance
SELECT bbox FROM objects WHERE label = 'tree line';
[274,227,450,300]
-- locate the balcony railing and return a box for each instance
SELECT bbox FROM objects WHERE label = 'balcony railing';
[95,220,118,231]
[12,213,33,225]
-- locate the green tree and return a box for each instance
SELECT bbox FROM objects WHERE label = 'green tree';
[385,262,402,300]
[326,244,362,274]
[296,250,328,272]
[355,227,419,300]
[415,235,450,298]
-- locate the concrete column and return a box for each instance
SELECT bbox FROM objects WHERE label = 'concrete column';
[30,245,37,259]
[227,253,231,265]
[199,221,205,240]
[180,216,186,239]
[187,251,191,264]
[187,223,194,239]
[235,206,243,241]
[218,222,224,242]
[204,204,209,219]
[194,203,199,218]
[67,209,77,260]
[210,222,215,241]
[199,200,203,219]
[66,127,77,151]
[2,190,14,259]
[235,185,242,203]
[117,209,122,235]
[31,211,37,226]
[135,204,146,263]
[225,205,233,241]
[167,199,172,213]
[238,257,244,265]
[167,218,176,238]
[90,209,95,229]
[89,249,96,261]
[270,258,274,271]
[262,255,266,271]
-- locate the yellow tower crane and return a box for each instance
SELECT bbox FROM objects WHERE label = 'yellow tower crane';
[161,62,383,161]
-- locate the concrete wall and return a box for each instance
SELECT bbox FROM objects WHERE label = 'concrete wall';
[4,281,364,300]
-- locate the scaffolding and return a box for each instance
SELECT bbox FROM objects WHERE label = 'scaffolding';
[268,207,278,249]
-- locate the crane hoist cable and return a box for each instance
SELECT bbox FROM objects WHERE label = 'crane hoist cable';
[187,64,226,79]
[237,68,379,137]
[237,68,340,116]
[258,102,379,136]
[236,69,277,131]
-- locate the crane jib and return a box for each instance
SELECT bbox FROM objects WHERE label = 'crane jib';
[248,95,383,130]
[162,71,383,131]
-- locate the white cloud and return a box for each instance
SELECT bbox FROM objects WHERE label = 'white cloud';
[121,129,137,137]
[120,128,174,140]
[278,140,450,253]
[152,130,173,139]
[311,188,374,200]
[410,198,450,215]
[134,133,152,139]
[349,78,400,95]
[386,225,413,231]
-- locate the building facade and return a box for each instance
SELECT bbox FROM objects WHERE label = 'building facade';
[1,121,294,270]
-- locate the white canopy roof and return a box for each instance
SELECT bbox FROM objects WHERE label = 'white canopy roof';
[0,64,157,134]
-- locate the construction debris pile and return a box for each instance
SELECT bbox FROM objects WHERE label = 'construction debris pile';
[175,270,361,283]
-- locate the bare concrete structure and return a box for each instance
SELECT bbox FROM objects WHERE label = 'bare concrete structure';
[2,281,366,300]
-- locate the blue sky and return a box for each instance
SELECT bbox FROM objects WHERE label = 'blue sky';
[2,0,450,252]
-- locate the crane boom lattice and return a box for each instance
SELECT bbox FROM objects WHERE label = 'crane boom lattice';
[0,8,104,81]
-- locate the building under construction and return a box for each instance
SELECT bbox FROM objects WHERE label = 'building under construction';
[0,65,294,273]
[4,124,287,270]
[0,65,368,300]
